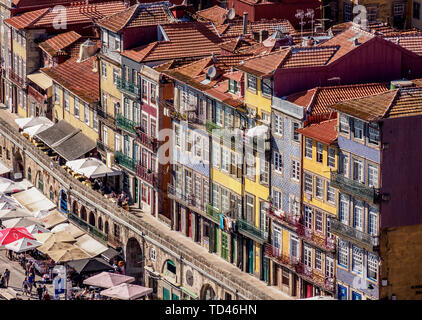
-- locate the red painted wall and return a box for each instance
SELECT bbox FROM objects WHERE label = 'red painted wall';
[273,38,421,98]
[123,26,158,50]
[380,115,422,228]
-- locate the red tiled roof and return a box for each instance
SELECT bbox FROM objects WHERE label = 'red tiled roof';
[219,35,258,53]
[121,22,222,62]
[384,35,422,56]
[195,5,229,26]
[219,19,295,38]
[286,83,390,115]
[5,2,126,30]
[96,2,175,33]
[40,54,99,103]
[296,119,337,144]
[39,31,82,57]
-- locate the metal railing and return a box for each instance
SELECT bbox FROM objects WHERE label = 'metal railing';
[206,203,221,223]
[267,207,299,230]
[264,244,299,269]
[116,113,138,134]
[167,184,205,214]
[296,223,336,252]
[114,151,136,172]
[136,162,157,188]
[330,171,379,203]
[295,262,335,292]
[135,127,157,152]
[237,217,267,241]
[330,219,379,250]
[116,76,139,97]
[8,69,26,87]
[68,212,108,243]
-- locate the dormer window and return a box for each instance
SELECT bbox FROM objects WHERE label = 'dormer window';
[228,79,238,94]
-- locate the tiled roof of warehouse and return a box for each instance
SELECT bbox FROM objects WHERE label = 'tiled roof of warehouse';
[121,22,223,62]
[330,87,422,120]
[40,54,99,103]
[195,5,232,25]
[5,2,126,30]
[218,19,295,38]
[285,83,390,115]
[329,21,421,37]
[383,35,422,55]
[96,1,176,33]
[39,31,82,57]
[296,119,338,144]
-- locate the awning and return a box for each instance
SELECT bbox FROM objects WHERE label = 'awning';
[101,247,123,263]
[74,234,108,257]
[0,161,11,176]
[180,286,199,299]
[27,71,53,90]
[66,158,121,179]
[38,209,67,229]
[15,117,53,130]
[12,188,56,213]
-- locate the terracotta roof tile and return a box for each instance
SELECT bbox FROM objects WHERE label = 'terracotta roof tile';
[219,19,295,38]
[96,1,176,33]
[286,83,390,115]
[122,22,222,62]
[296,119,337,144]
[41,54,99,104]
[39,31,82,57]
[384,35,422,55]
[195,5,229,26]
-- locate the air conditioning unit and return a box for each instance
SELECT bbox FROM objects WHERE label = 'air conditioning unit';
[106,152,115,168]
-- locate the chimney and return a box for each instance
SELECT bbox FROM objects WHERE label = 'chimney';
[77,39,97,63]
[242,12,248,35]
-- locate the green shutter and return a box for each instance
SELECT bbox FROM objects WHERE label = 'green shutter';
[221,232,228,261]
[163,287,170,300]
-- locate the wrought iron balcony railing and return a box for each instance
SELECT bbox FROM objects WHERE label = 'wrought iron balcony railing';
[206,203,221,223]
[330,171,379,203]
[136,162,157,188]
[114,151,136,172]
[68,212,108,243]
[116,113,138,134]
[27,85,46,104]
[116,76,139,97]
[297,223,336,252]
[330,219,379,251]
[167,184,205,214]
[8,69,26,87]
[267,206,299,231]
[295,262,335,292]
[264,244,299,269]
[237,217,267,242]
[135,127,157,152]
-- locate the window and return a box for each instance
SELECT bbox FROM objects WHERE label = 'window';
[212,142,220,169]
[93,113,98,132]
[315,177,323,199]
[113,68,119,85]
[353,119,364,140]
[292,122,300,142]
[142,80,148,101]
[101,62,107,79]
[315,210,323,233]
[174,125,180,147]
[291,159,300,181]
[290,235,299,259]
[150,118,156,138]
[260,158,269,184]
[245,194,254,223]
[326,182,335,204]
[368,123,379,145]
[352,245,363,274]
[305,138,312,159]
[316,142,323,163]
[303,245,312,267]
[273,225,282,251]
[339,194,349,224]
[114,36,120,51]
[84,103,90,125]
[326,257,334,278]
[315,249,322,270]
[102,91,107,111]
[353,158,364,183]
[54,84,60,103]
[340,152,349,177]
[262,78,272,96]
[150,83,157,105]
[103,126,108,147]
[261,112,270,124]
[212,183,219,209]
[102,30,108,46]
[338,239,348,267]
[272,190,282,210]
[221,189,229,213]
[339,114,349,133]
[224,107,233,128]
[273,151,283,173]
[228,79,238,94]
[247,75,257,91]
[304,206,312,229]
[215,103,223,126]
[221,147,229,172]
[194,135,202,158]
[49,186,54,201]
[367,253,378,280]
[289,195,300,216]
[304,173,313,193]
[246,153,255,178]
[327,147,335,168]
[114,133,120,152]
[368,206,378,236]
[368,164,378,188]
[414,2,420,19]
[393,3,405,17]
[74,97,80,118]
[367,6,378,22]
[64,90,70,111]
[282,268,289,286]
[274,114,283,135]
[353,201,363,231]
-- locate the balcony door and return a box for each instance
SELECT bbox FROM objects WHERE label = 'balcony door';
[124,135,130,156]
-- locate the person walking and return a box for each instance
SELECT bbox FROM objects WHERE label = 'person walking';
[3,269,10,287]
[28,271,35,295]
[36,283,43,300]
[22,277,29,297]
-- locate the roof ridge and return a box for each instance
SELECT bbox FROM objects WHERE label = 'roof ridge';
[382,89,402,118]
[120,4,140,31]
[319,82,388,90]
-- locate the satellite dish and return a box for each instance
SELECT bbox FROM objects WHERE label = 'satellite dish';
[207,66,217,79]
[227,8,236,20]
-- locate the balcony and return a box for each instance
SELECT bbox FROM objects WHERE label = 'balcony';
[68,212,108,243]
[96,140,109,153]
[237,217,267,243]
[8,69,26,87]
[295,262,335,292]
[116,76,139,97]
[114,151,136,172]
[167,184,205,214]
[135,127,157,152]
[297,223,336,252]
[330,219,379,251]
[206,203,221,224]
[267,206,299,231]
[330,171,379,203]
[116,113,138,134]
[136,163,157,188]
[206,120,221,134]
[264,244,299,270]
[27,85,46,104]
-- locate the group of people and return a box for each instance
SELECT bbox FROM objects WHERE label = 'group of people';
[0,269,10,288]
[92,179,113,196]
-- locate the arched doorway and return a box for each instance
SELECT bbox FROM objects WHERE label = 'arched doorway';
[126,237,143,285]
[98,217,103,231]
[13,150,24,180]
[72,201,78,217]
[60,190,68,214]
[80,206,87,221]
[200,284,216,300]
[89,212,95,226]
[105,221,109,234]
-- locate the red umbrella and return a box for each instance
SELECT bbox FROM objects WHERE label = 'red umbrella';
[0,227,35,246]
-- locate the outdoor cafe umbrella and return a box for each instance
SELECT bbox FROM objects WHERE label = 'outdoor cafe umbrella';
[0,195,22,211]
[26,224,50,234]
[2,217,40,229]
[48,247,90,263]
[50,223,70,233]
[0,177,26,194]
[100,283,152,300]
[65,158,120,179]
[83,271,135,289]
[0,227,35,246]
[66,257,113,274]
[37,241,75,255]
[0,208,32,220]
[23,123,53,138]
[15,116,53,130]
[4,237,42,253]
[33,230,76,244]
